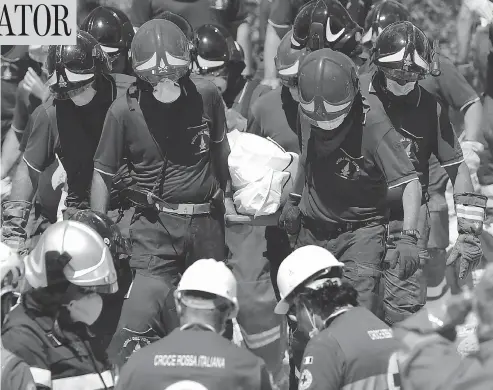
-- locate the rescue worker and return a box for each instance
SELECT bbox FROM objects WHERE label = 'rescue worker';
[2,220,119,390]
[362,21,482,324]
[393,262,493,390]
[69,210,137,353]
[263,0,372,87]
[80,6,135,76]
[1,46,39,144]
[115,258,272,390]
[128,0,253,76]
[275,245,400,390]
[1,30,135,254]
[90,20,236,367]
[361,1,484,298]
[194,23,258,130]
[1,31,121,253]
[0,242,36,390]
[290,0,365,64]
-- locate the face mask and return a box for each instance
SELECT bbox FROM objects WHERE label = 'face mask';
[65,293,103,326]
[153,79,181,103]
[385,77,416,96]
[70,86,97,106]
[315,113,348,131]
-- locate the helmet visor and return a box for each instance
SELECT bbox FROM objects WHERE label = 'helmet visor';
[380,67,423,82]
[73,281,118,295]
[137,67,188,86]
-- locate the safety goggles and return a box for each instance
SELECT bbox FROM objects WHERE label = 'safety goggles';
[380,67,425,82]
[48,78,95,100]
[137,67,188,86]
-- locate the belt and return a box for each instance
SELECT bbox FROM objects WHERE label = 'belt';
[154,200,211,215]
[302,217,380,238]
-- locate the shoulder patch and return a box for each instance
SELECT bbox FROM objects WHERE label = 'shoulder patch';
[299,369,313,390]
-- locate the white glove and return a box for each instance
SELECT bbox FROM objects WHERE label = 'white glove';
[461,141,484,174]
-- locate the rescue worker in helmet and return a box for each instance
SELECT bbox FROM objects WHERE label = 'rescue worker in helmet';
[263,0,372,88]
[91,19,236,367]
[2,220,119,390]
[1,31,132,253]
[194,23,258,131]
[115,258,272,390]
[275,245,400,390]
[80,6,135,76]
[360,21,483,325]
[1,242,36,390]
[361,1,484,299]
[69,210,139,353]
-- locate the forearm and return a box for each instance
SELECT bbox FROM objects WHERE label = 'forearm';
[462,100,483,142]
[292,155,306,196]
[1,128,22,179]
[212,140,231,191]
[91,170,112,214]
[402,180,421,230]
[449,162,475,193]
[10,158,38,202]
[263,25,281,81]
[236,22,253,76]
[457,5,474,63]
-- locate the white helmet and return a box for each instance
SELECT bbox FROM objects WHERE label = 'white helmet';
[275,245,344,315]
[24,221,118,294]
[176,259,239,319]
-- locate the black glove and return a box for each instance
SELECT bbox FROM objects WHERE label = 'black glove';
[2,200,32,253]
[278,193,302,235]
[446,192,487,279]
[386,232,420,280]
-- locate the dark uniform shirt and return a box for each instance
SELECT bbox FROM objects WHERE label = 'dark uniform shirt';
[298,307,399,390]
[419,54,479,195]
[247,86,300,153]
[1,346,36,390]
[2,295,116,390]
[22,74,133,210]
[359,72,464,218]
[94,77,226,204]
[129,0,247,32]
[299,96,418,224]
[1,46,39,141]
[115,326,272,390]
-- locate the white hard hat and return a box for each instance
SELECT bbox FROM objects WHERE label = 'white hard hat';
[275,245,344,315]
[176,259,239,318]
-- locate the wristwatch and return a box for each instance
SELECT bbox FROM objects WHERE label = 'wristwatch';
[401,229,421,240]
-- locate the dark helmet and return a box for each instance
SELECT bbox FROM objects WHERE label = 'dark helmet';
[292,0,363,57]
[374,21,431,81]
[80,6,134,62]
[275,30,307,87]
[156,11,196,45]
[1,45,15,57]
[362,0,410,44]
[69,210,131,260]
[194,24,244,75]
[46,30,111,100]
[298,48,359,129]
[131,19,191,85]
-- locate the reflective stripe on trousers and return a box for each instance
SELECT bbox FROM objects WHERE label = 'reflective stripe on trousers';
[31,369,115,390]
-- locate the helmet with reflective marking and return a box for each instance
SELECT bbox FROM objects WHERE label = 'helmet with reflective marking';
[362,0,410,44]
[292,0,363,56]
[131,19,191,85]
[298,48,359,128]
[194,24,244,75]
[46,30,111,100]
[24,221,118,294]
[275,30,307,87]
[80,6,134,63]
[374,21,431,81]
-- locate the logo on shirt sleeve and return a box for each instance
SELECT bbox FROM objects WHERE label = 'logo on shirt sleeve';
[299,369,313,390]
[303,356,314,365]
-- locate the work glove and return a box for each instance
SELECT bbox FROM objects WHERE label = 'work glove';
[446,192,487,279]
[386,231,420,280]
[1,200,32,253]
[278,193,302,235]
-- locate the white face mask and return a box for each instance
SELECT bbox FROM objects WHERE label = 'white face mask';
[66,293,103,326]
[153,79,181,103]
[70,86,97,106]
[386,77,416,96]
[315,113,348,131]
